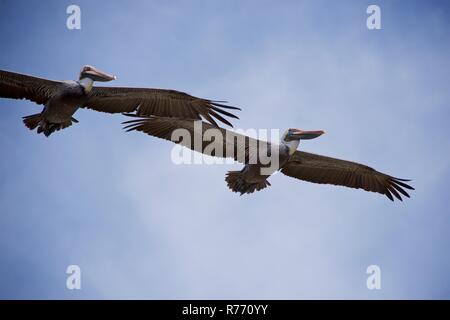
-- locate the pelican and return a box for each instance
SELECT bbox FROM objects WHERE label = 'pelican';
[0,65,239,136]
[123,116,414,201]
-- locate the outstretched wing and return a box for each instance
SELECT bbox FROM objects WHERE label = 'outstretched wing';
[281,151,414,201]
[82,87,240,127]
[123,116,272,164]
[0,70,61,105]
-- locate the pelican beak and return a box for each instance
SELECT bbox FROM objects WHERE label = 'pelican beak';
[84,67,116,82]
[291,129,325,140]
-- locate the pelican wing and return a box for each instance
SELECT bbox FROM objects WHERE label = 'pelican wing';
[82,87,240,127]
[123,116,271,164]
[281,151,414,201]
[0,70,61,105]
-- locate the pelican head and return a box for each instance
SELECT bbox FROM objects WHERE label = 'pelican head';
[282,128,325,154]
[78,65,116,94]
[79,65,116,82]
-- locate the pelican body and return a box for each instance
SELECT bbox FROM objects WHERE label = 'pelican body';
[226,129,325,194]
[0,65,239,136]
[10,66,115,136]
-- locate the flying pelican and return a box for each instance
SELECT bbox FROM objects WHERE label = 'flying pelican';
[123,116,414,201]
[0,65,239,136]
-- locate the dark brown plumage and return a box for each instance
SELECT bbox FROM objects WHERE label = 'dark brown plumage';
[124,116,414,201]
[82,87,239,127]
[123,115,267,163]
[0,70,59,105]
[280,151,414,201]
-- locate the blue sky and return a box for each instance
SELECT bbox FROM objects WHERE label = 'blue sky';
[0,0,449,299]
